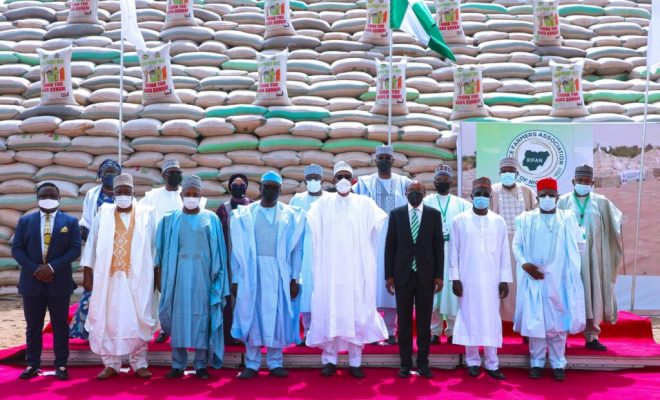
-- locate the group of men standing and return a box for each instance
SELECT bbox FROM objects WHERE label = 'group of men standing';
[12,147,622,383]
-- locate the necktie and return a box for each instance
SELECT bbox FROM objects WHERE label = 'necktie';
[43,214,52,262]
[410,209,419,272]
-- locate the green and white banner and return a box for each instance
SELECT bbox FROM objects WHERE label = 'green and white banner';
[475,123,593,193]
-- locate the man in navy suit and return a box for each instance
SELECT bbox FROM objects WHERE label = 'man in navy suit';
[12,182,81,380]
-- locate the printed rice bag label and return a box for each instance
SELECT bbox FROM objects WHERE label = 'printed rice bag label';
[264,0,295,39]
[550,60,584,109]
[450,65,488,120]
[361,0,391,46]
[138,43,181,105]
[255,50,290,106]
[164,0,196,29]
[37,46,77,106]
[533,0,561,46]
[434,0,466,44]
[67,0,99,24]
[371,58,408,115]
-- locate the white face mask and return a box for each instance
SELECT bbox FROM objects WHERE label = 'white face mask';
[38,199,59,210]
[115,195,133,209]
[306,179,322,193]
[336,178,352,194]
[183,196,201,210]
[539,196,556,212]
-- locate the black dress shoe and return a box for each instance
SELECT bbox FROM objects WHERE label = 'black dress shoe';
[166,368,185,379]
[155,331,169,344]
[196,368,210,380]
[523,336,529,344]
[486,369,506,380]
[585,339,607,351]
[398,367,411,378]
[430,335,440,345]
[446,336,453,344]
[529,367,542,379]
[321,363,337,377]
[269,367,288,378]
[467,366,480,377]
[237,368,258,379]
[349,366,365,379]
[552,368,566,381]
[297,337,307,347]
[386,335,398,345]
[55,367,69,380]
[418,366,433,379]
[19,367,39,380]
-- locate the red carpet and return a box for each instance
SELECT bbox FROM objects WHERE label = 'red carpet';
[1,365,660,400]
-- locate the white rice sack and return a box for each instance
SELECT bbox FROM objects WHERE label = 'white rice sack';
[360,0,391,46]
[264,0,296,39]
[163,0,197,30]
[254,49,291,107]
[434,0,466,45]
[370,58,408,116]
[37,46,77,106]
[67,0,99,24]
[549,60,588,118]
[450,65,488,120]
[532,0,561,47]
[137,43,181,106]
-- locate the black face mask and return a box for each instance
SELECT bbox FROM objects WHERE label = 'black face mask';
[261,187,280,202]
[435,182,451,194]
[407,192,424,207]
[167,173,183,187]
[231,184,247,199]
[376,159,393,173]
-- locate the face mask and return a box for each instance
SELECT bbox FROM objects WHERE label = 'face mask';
[500,172,516,187]
[115,195,133,209]
[231,184,246,199]
[376,159,393,173]
[539,196,556,212]
[167,173,183,187]
[306,179,321,193]
[183,197,200,210]
[101,175,116,188]
[38,199,59,210]
[473,196,490,210]
[434,182,450,194]
[574,183,592,196]
[336,178,352,194]
[407,192,424,207]
[261,187,279,202]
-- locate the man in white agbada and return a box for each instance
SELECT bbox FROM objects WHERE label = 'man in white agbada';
[513,177,586,382]
[423,165,470,345]
[450,177,512,381]
[307,161,388,379]
[288,164,326,343]
[353,145,411,344]
[81,173,158,380]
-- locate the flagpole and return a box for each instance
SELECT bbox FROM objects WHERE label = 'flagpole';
[387,24,393,146]
[118,31,124,168]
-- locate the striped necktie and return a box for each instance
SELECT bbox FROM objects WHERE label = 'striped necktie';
[43,214,52,262]
[410,209,419,272]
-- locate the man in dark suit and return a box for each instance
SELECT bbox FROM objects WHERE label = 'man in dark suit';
[12,182,81,380]
[385,180,444,379]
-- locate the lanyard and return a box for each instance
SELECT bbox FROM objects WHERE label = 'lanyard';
[436,195,451,223]
[573,193,590,227]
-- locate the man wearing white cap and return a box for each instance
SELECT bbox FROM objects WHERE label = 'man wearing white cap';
[353,145,411,345]
[489,157,537,323]
[306,161,388,379]
[289,164,327,344]
[82,173,159,380]
[230,171,306,379]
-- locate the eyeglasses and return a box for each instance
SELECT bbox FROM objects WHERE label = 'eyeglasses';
[335,174,352,181]
[473,191,491,198]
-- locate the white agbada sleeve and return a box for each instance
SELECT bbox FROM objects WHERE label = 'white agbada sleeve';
[448,217,461,281]
[80,186,100,230]
[80,210,101,268]
[498,220,513,283]
[511,217,527,267]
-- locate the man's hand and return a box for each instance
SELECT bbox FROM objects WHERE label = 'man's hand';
[154,267,161,292]
[83,267,93,292]
[290,280,299,299]
[522,263,544,280]
[80,226,89,242]
[34,264,53,283]
[231,283,237,297]
[386,278,395,295]
[434,278,443,294]
[499,282,509,299]
[452,280,463,297]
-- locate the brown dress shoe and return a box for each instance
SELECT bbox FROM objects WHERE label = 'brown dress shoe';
[134,368,152,379]
[96,367,118,380]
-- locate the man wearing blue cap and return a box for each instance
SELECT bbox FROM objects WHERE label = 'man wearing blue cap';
[353,145,411,345]
[289,164,326,344]
[230,171,306,379]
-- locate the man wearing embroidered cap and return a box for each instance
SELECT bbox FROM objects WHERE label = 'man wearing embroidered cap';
[289,164,326,344]
[353,145,412,345]
[423,164,470,345]
[82,173,159,380]
[306,161,388,379]
[513,177,585,382]
[489,156,538,323]
[557,165,623,351]
[230,171,306,379]
[156,176,229,380]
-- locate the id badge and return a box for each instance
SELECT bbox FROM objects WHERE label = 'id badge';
[580,226,587,240]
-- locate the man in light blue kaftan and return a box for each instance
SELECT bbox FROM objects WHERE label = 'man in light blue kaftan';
[156,176,229,380]
[513,177,586,382]
[231,171,306,379]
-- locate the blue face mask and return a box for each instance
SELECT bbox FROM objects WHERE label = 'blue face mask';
[539,196,556,212]
[500,172,517,187]
[101,175,116,187]
[473,196,490,210]
[574,183,592,196]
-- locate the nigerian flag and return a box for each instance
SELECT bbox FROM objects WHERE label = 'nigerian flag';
[390,0,456,61]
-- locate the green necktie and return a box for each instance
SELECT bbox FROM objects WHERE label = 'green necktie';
[411,209,419,272]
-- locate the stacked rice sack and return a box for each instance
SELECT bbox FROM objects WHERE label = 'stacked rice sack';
[0,0,658,293]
